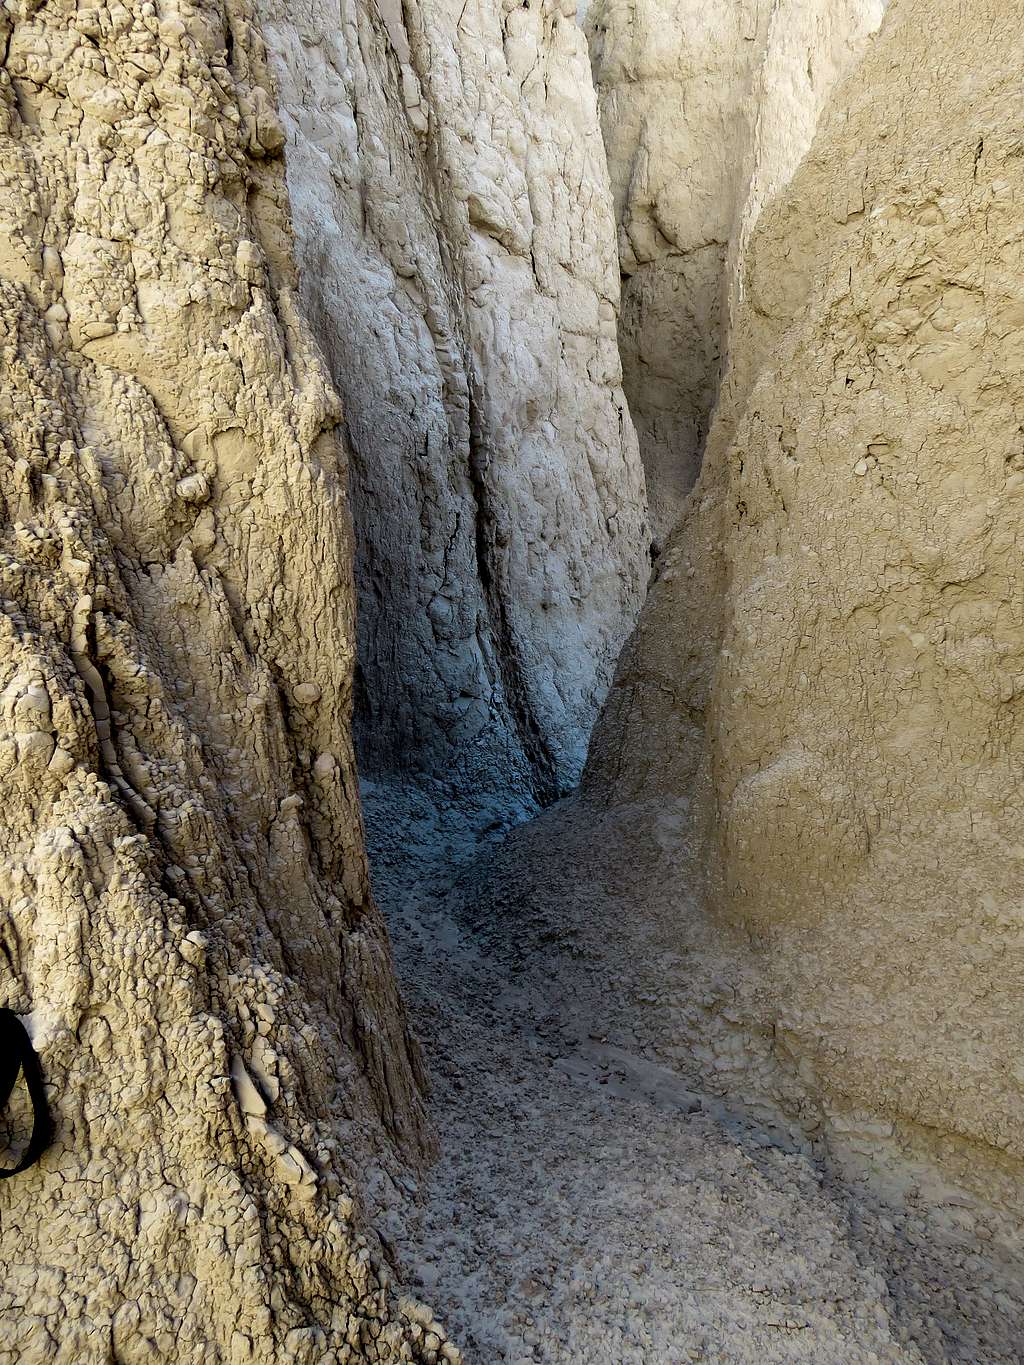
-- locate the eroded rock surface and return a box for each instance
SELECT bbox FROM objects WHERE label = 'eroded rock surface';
[0,2,452,1359]
[588,0,1024,1203]
[260,0,650,805]
[586,0,882,536]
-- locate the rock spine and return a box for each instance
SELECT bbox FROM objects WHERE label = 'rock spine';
[0,1,454,1360]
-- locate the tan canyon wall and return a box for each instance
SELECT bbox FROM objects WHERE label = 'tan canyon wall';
[259,0,650,805]
[587,0,1024,1196]
[0,1,453,1359]
[586,0,883,537]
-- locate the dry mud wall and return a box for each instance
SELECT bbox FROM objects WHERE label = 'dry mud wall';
[586,0,884,537]
[259,0,650,807]
[588,0,1024,1204]
[0,1,454,1359]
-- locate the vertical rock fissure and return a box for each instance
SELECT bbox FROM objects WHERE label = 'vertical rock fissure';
[465,374,562,806]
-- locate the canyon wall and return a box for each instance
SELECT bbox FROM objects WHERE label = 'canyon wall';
[259,0,650,806]
[587,0,1024,1195]
[586,0,883,537]
[0,1,452,1359]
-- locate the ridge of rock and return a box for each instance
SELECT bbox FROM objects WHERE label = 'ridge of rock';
[0,1,448,1359]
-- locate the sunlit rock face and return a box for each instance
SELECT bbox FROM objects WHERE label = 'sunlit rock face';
[0,2,449,1359]
[587,0,1024,1201]
[586,0,883,538]
[261,0,650,808]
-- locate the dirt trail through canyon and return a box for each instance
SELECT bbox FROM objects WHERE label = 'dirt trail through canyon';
[362,783,1024,1365]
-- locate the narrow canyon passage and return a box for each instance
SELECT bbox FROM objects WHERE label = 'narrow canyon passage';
[361,782,1024,1363]
[334,4,1024,1358]
[3,0,1024,1360]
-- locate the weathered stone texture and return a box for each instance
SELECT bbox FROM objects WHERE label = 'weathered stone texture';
[588,0,1024,1193]
[586,0,882,537]
[0,1,453,1359]
[260,0,650,805]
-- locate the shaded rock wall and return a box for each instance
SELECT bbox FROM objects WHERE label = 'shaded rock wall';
[586,0,882,537]
[587,0,1024,1197]
[0,1,452,1359]
[260,0,650,806]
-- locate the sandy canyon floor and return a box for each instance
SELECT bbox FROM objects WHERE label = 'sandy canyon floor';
[361,782,1024,1364]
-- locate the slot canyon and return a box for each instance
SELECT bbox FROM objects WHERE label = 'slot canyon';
[0,0,1022,1361]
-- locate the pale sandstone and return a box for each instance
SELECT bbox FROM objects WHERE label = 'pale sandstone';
[586,0,883,536]
[587,0,1024,1200]
[0,1,453,1360]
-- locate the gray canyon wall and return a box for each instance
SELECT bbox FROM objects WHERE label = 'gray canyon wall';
[260,0,650,805]
[2,0,1022,1356]
[0,0,651,1356]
